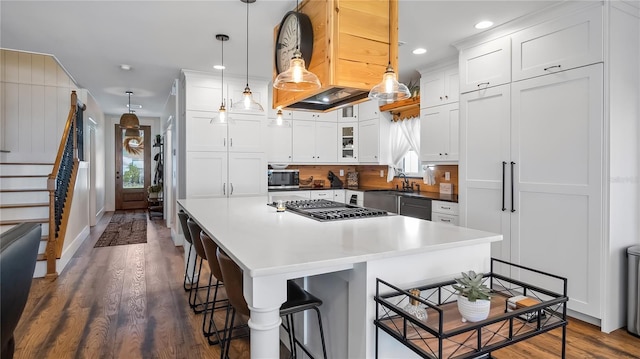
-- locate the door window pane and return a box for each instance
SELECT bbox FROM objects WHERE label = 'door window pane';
[122,129,144,189]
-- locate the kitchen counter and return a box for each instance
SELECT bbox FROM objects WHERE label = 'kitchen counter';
[269,186,459,202]
[178,196,499,358]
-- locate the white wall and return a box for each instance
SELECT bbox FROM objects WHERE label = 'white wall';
[80,89,106,225]
[0,49,78,162]
[161,79,179,245]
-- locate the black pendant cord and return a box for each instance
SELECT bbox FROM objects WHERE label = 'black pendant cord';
[245,0,249,87]
[296,0,300,51]
[387,0,391,67]
[221,38,225,105]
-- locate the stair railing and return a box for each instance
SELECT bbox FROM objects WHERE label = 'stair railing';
[45,91,85,278]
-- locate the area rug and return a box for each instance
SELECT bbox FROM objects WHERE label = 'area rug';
[94,210,147,247]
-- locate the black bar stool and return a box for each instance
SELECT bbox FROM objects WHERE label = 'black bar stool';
[200,231,233,345]
[177,211,196,292]
[217,247,328,359]
[186,218,217,314]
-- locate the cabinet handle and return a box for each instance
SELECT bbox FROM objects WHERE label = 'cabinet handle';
[502,161,506,211]
[439,153,443,156]
[230,138,233,147]
[230,183,234,195]
[439,96,443,100]
[224,138,226,147]
[442,206,450,210]
[288,155,291,158]
[223,183,226,195]
[441,219,451,222]
[477,82,490,87]
[444,153,448,156]
[543,64,562,71]
[445,95,448,99]
[511,161,516,213]
[374,155,377,158]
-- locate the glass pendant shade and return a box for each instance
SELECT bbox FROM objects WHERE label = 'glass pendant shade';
[234,85,263,112]
[276,109,284,126]
[368,64,411,101]
[273,52,321,92]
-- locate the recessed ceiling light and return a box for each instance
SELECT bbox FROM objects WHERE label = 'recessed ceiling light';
[475,21,494,29]
[213,65,225,70]
[412,48,427,55]
[120,64,131,71]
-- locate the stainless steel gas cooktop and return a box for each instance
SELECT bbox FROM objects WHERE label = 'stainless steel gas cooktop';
[269,199,389,222]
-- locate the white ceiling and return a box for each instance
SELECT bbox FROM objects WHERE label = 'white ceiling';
[1,0,560,118]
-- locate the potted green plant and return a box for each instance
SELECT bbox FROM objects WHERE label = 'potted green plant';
[452,270,492,322]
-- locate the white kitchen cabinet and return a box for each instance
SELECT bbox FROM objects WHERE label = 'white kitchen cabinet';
[460,65,604,318]
[358,100,380,121]
[185,151,227,198]
[333,189,346,203]
[459,37,511,93]
[420,65,459,108]
[358,119,379,163]
[511,6,603,82]
[227,152,267,197]
[292,120,337,163]
[420,103,459,163]
[185,110,263,153]
[266,119,293,163]
[432,201,459,226]
[310,190,333,200]
[185,79,223,112]
[337,105,358,122]
[338,122,358,162]
[292,110,337,122]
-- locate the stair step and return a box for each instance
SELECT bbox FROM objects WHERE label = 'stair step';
[0,175,49,178]
[0,203,48,209]
[0,162,54,165]
[37,253,46,261]
[0,163,53,176]
[0,189,48,193]
[0,218,48,226]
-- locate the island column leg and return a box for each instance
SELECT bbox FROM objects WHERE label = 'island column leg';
[243,273,287,359]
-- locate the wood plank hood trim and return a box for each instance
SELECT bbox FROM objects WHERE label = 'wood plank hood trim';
[272,0,399,112]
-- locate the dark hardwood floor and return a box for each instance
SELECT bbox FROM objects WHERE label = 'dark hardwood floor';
[13,212,640,358]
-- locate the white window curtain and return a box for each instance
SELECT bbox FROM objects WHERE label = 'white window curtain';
[386,117,420,182]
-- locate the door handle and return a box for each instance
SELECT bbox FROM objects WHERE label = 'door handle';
[230,183,234,195]
[502,161,506,211]
[223,183,226,195]
[510,161,516,213]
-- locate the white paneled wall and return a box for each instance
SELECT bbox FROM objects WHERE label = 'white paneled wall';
[0,50,78,162]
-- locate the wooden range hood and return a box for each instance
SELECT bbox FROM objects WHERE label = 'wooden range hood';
[273,0,398,112]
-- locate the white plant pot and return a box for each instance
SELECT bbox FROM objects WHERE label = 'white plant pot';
[457,295,491,323]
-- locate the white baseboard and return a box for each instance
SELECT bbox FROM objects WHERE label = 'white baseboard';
[94,207,105,225]
[567,308,602,329]
[33,225,90,278]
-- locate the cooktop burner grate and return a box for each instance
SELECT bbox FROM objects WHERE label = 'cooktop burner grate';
[269,199,388,221]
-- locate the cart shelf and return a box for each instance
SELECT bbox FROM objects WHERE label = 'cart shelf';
[374,258,568,359]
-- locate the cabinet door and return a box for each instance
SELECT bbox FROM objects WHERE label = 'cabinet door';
[228,152,267,197]
[292,120,316,162]
[292,111,318,121]
[315,111,338,122]
[420,106,448,162]
[511,6,603,82]
[510,65,603,317]
[358,119,379,163]
[186,80,223,112]
[266,120,293,163]
[333,189,346,203]
[420,71,446,108]
[338,122,358,162]
[358,100,380,121]
[459,84,511,272]
[228,114,263,152]
[446,104,459,161]
[185,151,227,198]
[443,68,460,103]
[314,121,338,163]
[337,105,358,122]
[186,110,227,152]
[459,37,511,93]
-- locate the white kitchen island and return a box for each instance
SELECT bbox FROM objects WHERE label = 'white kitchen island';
[178,196,501,358]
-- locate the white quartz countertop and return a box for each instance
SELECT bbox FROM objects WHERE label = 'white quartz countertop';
[178,197,501,277]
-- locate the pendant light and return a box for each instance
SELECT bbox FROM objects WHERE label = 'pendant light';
[273,0,321,91]
[213,34,230,123]
[233,0,264,112]
[368,0,410,102]
[276,108,284,126]
[119,91,140,128]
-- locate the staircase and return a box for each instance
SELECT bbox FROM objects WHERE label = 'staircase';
[0,162,54,277]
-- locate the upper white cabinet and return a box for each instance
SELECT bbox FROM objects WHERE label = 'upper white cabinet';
[338,122,358,162]
[337,105,358,122]
[185,80,223,112]
[420,65,459,108]
[266,120,293,163]
[358,100,381,120]
[292,110,337,122]
[292,120,337,163]
[358,119,380,163]
[459,37,511,93]
[185,111,263,153]
[511,6,603,82]
[420,103,459,163]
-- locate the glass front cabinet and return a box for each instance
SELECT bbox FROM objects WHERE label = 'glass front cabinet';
[338,122,358,163]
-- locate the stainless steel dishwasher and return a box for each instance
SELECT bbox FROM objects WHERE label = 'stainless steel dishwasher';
[363,191,399,213]
[399,196,432,220]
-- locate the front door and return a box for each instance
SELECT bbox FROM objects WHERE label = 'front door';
[115,125,151,210]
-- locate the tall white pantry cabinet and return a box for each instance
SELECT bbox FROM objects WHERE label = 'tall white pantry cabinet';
[457,1,639,332]
[178,70,267,200]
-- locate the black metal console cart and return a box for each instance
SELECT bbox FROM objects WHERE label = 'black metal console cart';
[374,258,568,359]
